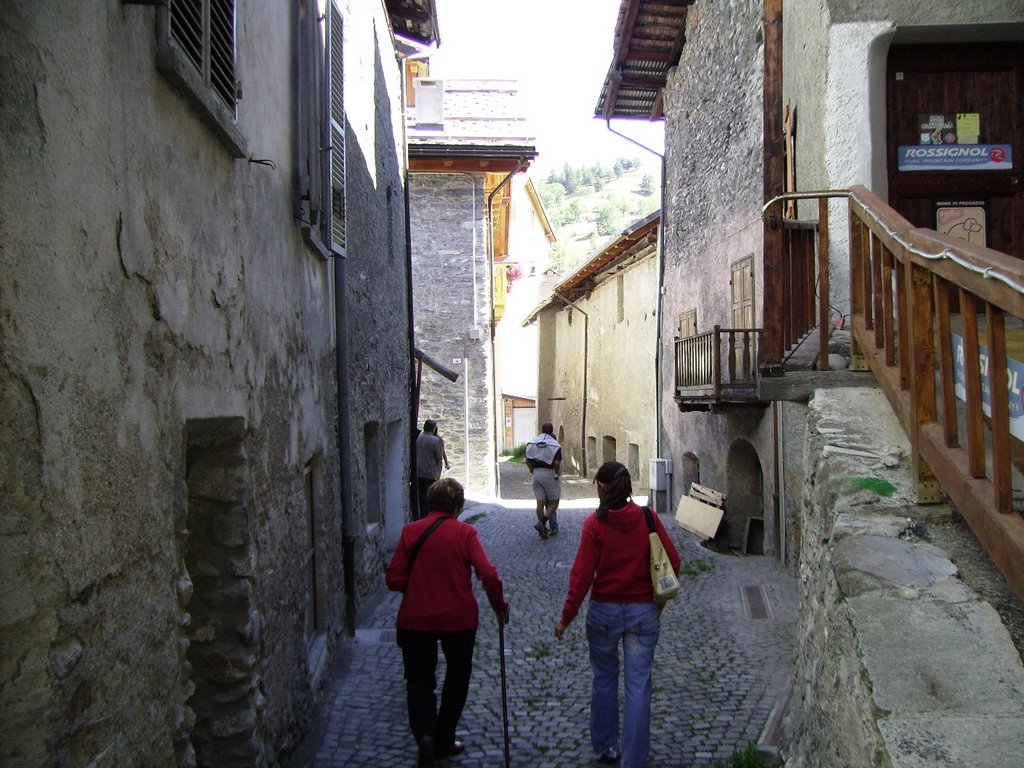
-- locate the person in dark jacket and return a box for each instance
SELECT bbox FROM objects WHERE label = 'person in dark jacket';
[386,477,509,766]
[554,461,681,768]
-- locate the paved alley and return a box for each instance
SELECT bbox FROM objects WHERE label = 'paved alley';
[287,462,797,767]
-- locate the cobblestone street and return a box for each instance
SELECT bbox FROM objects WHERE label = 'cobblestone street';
[288,461,797,767]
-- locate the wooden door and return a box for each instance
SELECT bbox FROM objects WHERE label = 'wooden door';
[887,42,1024,259]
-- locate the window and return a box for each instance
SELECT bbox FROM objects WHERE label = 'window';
[156,0,246,157]
[731,255,754,329]
[679,309,697,339]
[297,0,346,258]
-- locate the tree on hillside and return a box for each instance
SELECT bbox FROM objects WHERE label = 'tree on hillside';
[595,201,621,236]
[639,173,654,196]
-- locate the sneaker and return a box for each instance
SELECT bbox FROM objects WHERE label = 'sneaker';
[534,521,548,539]
[595,747,621,764]
[549,527,559,536]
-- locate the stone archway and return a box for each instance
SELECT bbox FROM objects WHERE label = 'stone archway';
[724,439,764,554]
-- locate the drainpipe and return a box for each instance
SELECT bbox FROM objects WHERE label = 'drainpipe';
[333,252,356,635]
[551,292,589,476]
[457,174,479,490]
[606,119,669,498]
[399,46,435,533]
[487,159,528,496]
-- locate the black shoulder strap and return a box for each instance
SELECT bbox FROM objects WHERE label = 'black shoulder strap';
[407,516,447,575]
[641,506,656,533]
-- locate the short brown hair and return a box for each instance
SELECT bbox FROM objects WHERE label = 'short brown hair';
[427,477,464,514]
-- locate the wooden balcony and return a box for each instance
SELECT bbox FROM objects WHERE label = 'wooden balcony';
[674,326,760,411]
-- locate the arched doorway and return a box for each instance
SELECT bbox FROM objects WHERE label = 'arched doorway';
[725,440,764,554]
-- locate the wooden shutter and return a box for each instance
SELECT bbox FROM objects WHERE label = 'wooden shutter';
[327,1,346,253]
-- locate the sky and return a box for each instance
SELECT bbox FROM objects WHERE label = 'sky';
[428,0,665,180]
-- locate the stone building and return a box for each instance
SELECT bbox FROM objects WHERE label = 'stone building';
[528,212,660,497]
[407,78,538,494]
[595,0,1024,764]
[0,1,436,765]
[495,176,557,453]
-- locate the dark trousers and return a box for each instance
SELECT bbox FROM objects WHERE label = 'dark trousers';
[397,627,477,749]
[415,476,434,520]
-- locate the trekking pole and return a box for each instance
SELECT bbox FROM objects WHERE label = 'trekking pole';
[498,614,511,768]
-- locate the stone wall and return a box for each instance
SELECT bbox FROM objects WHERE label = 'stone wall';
[410,173,495,495]
[0,3,409,765]
[784,388,1024,766]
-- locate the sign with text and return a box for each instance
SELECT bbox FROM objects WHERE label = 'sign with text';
[952,332,1024,441]
[898,144,1012,171]
[936,201,987,247]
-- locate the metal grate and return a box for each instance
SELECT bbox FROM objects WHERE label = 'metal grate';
[742,585,773,620]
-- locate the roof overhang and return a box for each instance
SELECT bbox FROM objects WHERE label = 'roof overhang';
[594,0,693,120]
[408,145,537,173]
[384,0,440,47]
[524,211,661,325]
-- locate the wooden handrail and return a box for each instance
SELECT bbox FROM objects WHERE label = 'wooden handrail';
[844,184,1024,601]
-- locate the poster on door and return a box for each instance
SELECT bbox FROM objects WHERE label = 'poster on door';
[936,201,987,248]
[952,332,1024,442]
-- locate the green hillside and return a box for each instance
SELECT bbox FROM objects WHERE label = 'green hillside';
[537,158,660,276]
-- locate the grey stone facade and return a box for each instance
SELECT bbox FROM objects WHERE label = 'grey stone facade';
[0,2,412,765]
[658,0,779,554]
[410,173,496,495]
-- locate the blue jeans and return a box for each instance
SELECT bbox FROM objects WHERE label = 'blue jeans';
[585,601,660,768]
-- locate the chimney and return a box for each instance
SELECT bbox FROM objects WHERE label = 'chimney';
[413,79,444,126]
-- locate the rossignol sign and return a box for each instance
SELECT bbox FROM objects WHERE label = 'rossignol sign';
[898,144,1013,171]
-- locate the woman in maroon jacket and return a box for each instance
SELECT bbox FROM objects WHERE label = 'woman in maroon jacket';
[386,477,509,766]
[554,461,681,768]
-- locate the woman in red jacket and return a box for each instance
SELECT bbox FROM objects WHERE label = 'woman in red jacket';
[554,461,681,768]
[386,477,509,766]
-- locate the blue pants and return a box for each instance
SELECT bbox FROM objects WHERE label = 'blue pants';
[585,601,660,768]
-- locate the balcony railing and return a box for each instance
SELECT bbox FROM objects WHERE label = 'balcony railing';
[674,325,760,408]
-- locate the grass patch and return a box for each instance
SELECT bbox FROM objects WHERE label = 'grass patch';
[679,558,714,577]
[500,443,528,463]
[712,744,774,768]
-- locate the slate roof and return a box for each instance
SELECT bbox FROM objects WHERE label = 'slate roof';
[408,79,537,159]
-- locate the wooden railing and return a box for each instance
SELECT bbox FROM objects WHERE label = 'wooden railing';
[845,185,1024,600]
[674,325,760,400]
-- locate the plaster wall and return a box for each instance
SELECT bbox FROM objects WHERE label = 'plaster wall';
[494,175,552,444]
[0,2,410,765]
[410,174,496,495]
[536,302,587,477]
[782,0,1024,318]
[586,256,659,491]
[535,250,658,489]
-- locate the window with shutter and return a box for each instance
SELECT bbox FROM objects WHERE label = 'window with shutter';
[327,3,346,255]
[296,0,345,258]
[156,0,245,157]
